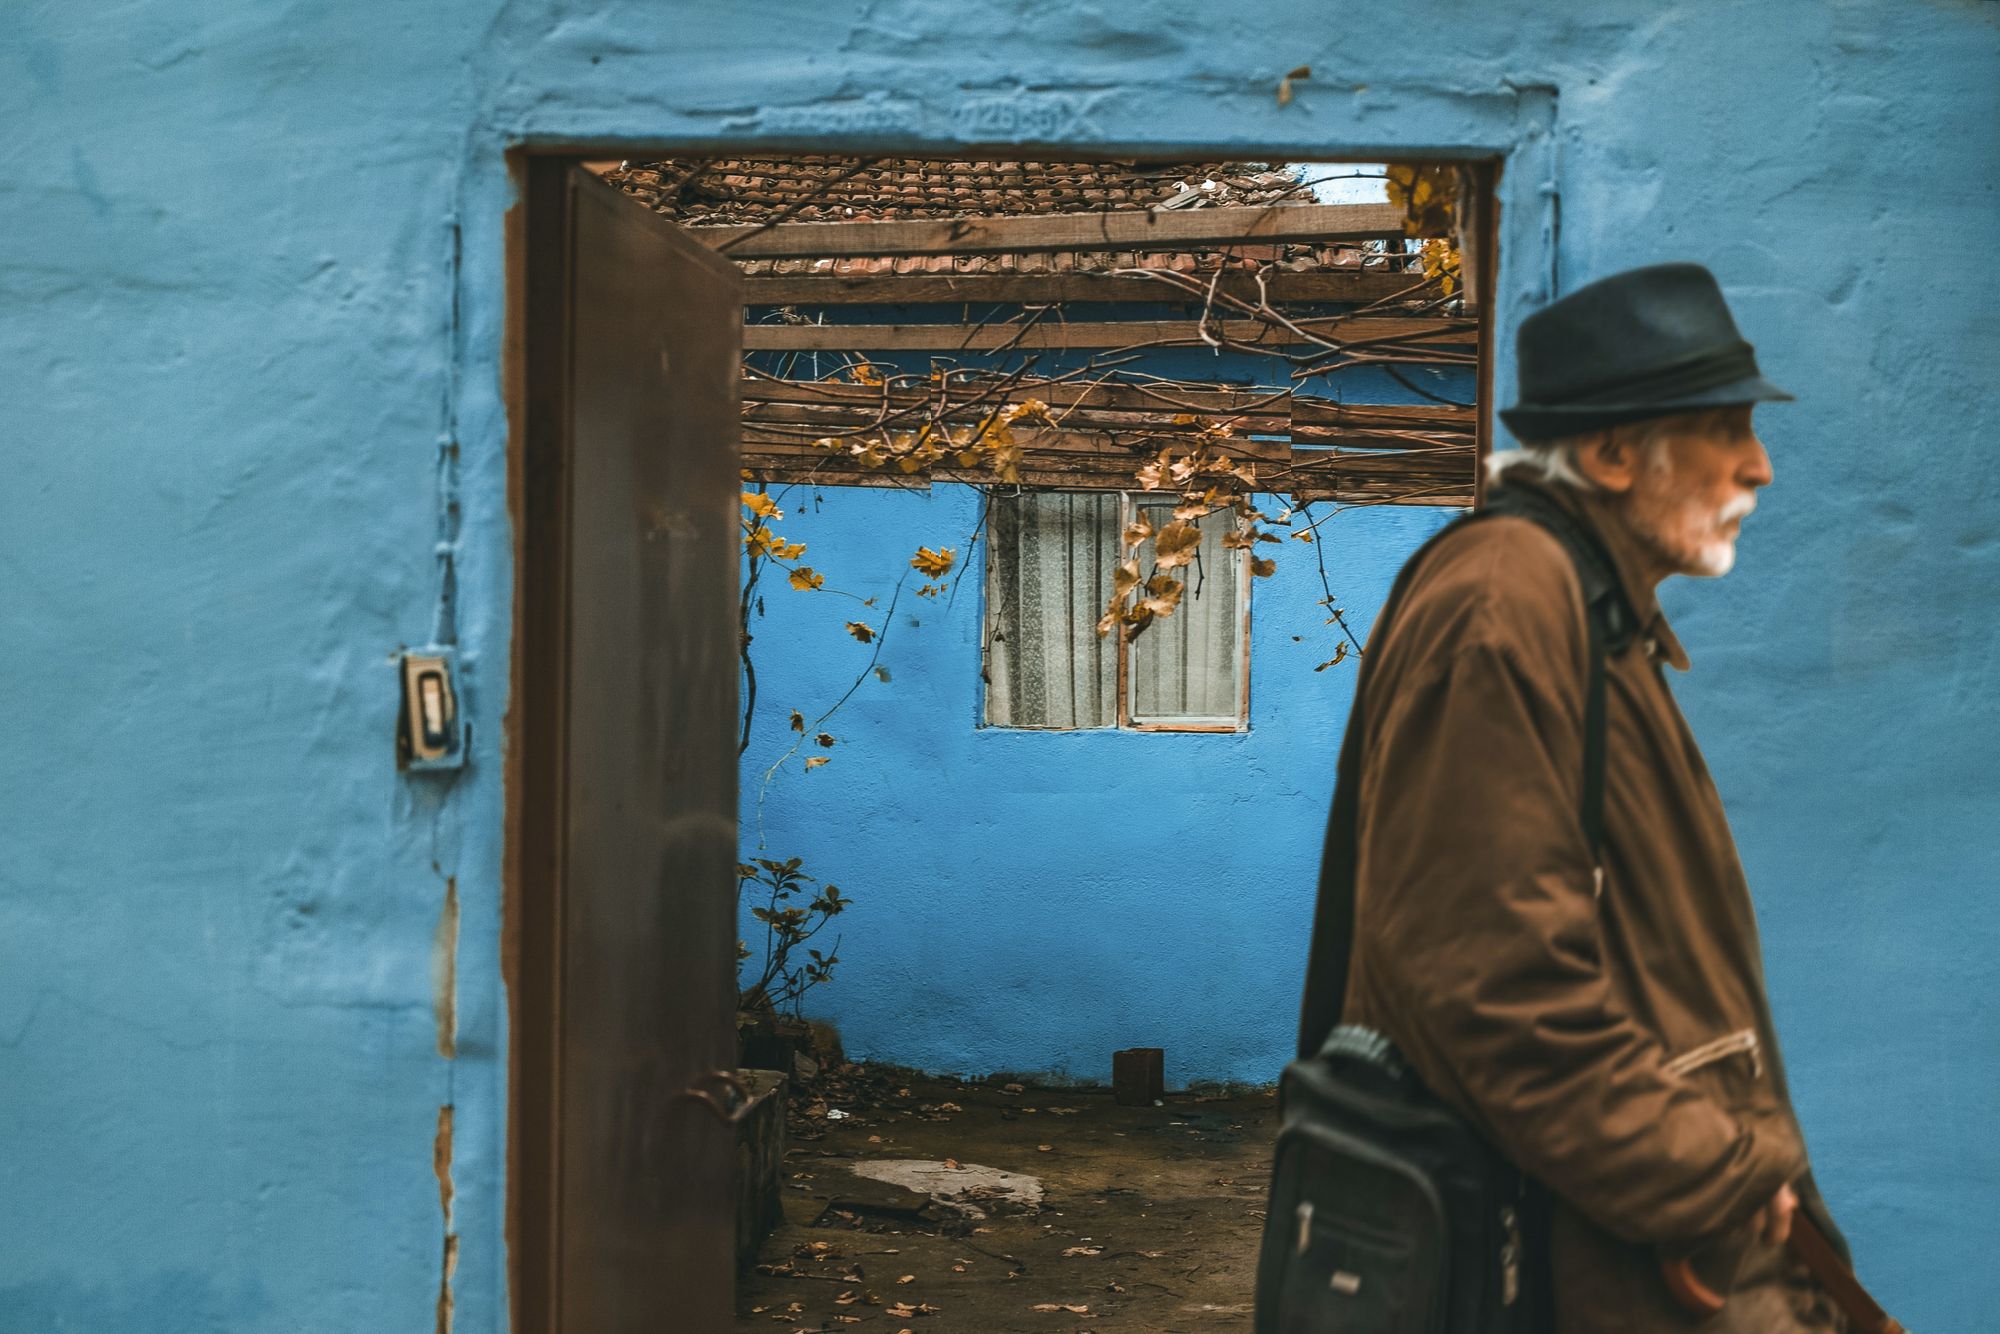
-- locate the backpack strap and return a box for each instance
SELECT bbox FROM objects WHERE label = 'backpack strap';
[1296,484,1636,1059]
[1482,485,1637,871]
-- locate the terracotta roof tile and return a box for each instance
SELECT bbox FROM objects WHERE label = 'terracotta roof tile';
[606,156,1392,279]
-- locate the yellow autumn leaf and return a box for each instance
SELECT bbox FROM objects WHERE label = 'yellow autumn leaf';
[1139,575,1183,618]
[1314,644,1351,672]
[804,756,829,770]
[999,398,1049,426]
[789,567,824,591]
[845,621,875,643]
[910,546,956,578]
[1112,560,1142,596]
[789,710,805,732]
[815,733,836,748]
[1153,520,1203,570]
[741,491,782,519]
[1250,556,1277,578]
[1122,514,1155,548]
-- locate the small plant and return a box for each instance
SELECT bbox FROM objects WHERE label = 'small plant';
[738,857,848,1018]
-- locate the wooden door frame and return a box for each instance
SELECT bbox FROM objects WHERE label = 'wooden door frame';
[505,149,575,1332]
[500,143,1526,1332]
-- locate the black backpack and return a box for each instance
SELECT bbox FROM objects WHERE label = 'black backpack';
[1254,484,1635,1334]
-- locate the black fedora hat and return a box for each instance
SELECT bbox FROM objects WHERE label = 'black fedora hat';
[1500,262,1792,442]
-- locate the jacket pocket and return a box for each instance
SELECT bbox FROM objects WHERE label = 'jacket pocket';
[1665,1029,1791,1298]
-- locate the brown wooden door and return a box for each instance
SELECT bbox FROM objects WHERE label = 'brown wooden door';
[543,163,743,1331]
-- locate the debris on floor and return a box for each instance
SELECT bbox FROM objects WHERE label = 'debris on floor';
[738,1062,1278,1331]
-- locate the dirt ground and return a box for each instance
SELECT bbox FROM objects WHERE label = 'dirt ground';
[737,1063,1279,1333]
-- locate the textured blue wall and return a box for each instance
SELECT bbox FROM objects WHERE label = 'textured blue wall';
[739,479,1452,1084]
[2,2,1995,1330]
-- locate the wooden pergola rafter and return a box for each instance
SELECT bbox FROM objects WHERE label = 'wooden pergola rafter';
[703,198,1480,508]
[738,375,1477,508]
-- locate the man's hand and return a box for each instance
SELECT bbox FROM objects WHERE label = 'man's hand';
[1753,1183,1798,1246]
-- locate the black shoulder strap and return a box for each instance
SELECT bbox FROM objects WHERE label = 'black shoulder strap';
[1296,485,1637,1060]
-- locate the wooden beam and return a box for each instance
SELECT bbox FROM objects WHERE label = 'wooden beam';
[742,316,1476,352]
[743,400,1289,437]
[697,203,1414,259]
[735,374,1477,502]
[739,460,1471,507]
[1286,448,1475,478]
[1292,398,1476,427]
[741,381,1473,447]
[742,375,1294,418]
[742,269,1433,307]
[743,425,1291,462]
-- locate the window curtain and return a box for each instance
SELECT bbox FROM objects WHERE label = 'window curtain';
[985,492,1119,728]
[1128,503,1244,725]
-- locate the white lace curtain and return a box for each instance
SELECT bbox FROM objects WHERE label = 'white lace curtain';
[1127,500,1245,726]
[985,493,1120,728]
[984,492,1245,730]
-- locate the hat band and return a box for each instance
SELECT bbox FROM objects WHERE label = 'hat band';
[1540,340,1759,408]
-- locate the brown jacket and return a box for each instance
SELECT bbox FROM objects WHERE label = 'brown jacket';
[1339,479,1842,1332]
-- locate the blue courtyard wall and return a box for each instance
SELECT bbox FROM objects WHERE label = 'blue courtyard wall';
[739,481,1451,1086]
[2,2,1995,1330]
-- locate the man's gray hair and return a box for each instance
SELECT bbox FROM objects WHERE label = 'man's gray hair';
[1484,437,1602,490]
[1485,415,1689,491]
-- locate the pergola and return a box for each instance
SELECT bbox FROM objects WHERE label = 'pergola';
[604,158,1488,509]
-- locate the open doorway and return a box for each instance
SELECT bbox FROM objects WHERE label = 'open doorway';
[507,151,1498,1332]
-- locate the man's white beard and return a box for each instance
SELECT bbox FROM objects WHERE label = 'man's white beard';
[1693,493,1758,576]
[1636,492,1756,578]
[1687,534,1738,578]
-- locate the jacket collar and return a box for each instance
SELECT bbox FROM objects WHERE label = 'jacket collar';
[1495,475,1692,671]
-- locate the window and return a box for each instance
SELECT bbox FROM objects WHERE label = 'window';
[984,491,1249,731]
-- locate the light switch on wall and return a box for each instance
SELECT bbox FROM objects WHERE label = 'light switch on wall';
[399,648,468,771]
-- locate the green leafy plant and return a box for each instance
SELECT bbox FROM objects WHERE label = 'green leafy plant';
[737,857,848,1017]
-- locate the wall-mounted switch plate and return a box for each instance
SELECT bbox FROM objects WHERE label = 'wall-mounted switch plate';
[399,648,469,771]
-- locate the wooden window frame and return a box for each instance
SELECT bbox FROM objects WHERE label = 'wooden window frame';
[981,489,1253,734]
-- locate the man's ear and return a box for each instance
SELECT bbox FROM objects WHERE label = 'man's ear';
[1574,428,1640,494]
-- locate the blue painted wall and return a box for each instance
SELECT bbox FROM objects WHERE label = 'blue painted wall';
[738,480,1453,1083]
[2,2,1994,1330]
[736,309,1467,1085]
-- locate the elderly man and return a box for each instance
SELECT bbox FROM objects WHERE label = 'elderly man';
[1294,265,1851,1331]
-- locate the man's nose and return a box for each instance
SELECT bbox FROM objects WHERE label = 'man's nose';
[1742,435,1774,489]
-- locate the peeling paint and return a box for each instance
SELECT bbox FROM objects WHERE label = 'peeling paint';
[431,878,458,1060]
[434,1104,456,1334]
